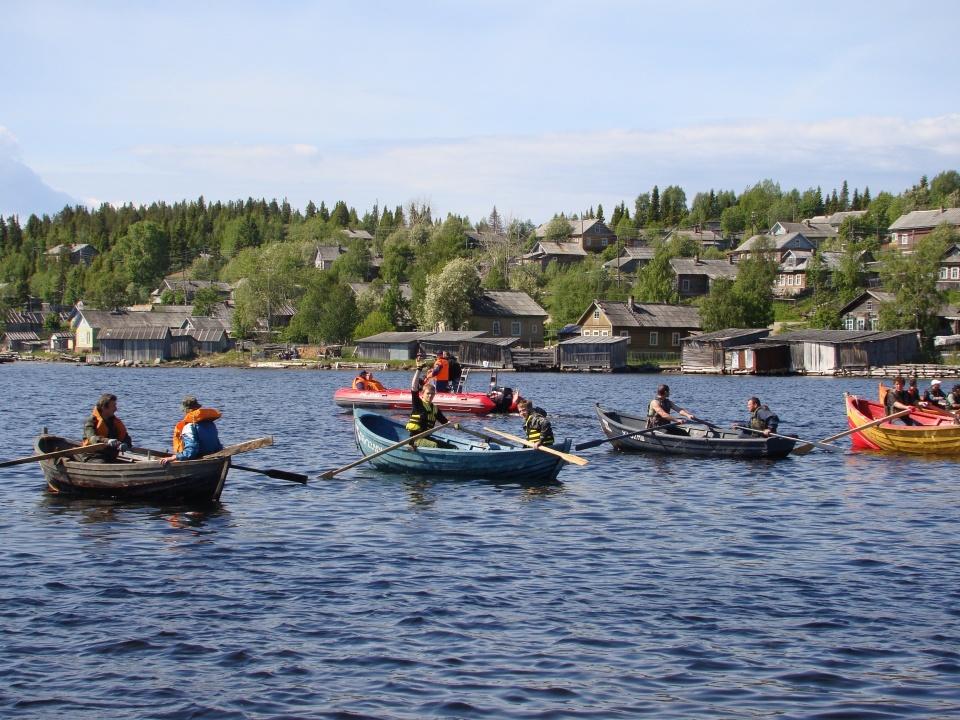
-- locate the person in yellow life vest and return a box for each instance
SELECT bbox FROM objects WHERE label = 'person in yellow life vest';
[82,393,133,462]
[352,370,370,390]
[160,395,223,465]
[406,366,453,448]
[517,398,554,448]
[365,372,386,391]
[427,351,451,393]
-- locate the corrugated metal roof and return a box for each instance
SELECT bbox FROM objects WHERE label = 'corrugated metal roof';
[529,241,588,256]
[3,331,40,341]
[356,331,433,344]
[189,329,227,342]
[467,337,521,346]
[735,232,816,253]
[669,258,740,280]
[766,329,917,344]
[471,291,547,318]
[560,335,629,345]
[427,331,488,341]
[682,328,768,343]
[100,327,171,341]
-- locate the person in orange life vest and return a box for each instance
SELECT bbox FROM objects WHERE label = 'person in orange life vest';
[365,372,386,391]
[352,370,370,390]
[160,395,223,465]
[82,393,132,462]
[427,351,451,393]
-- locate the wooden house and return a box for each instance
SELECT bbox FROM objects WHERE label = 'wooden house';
[49,332,74,352]
[1,331,41,352]
[576,298,701,358]
[314,245,346,270]
[522,241,587,269]
[838,290,895,331]
[887,207,960,253]
[669,257,740,298]
[602,246,656,276]
[188,328,232,354]
[534,218,616,252]
[151,277,232,303]
[457,337,521,369]
[761,329,920,374]
[558,335,628,371]
[937,244,960,291]
[45,243,99,265]
[680,328,770,373]
[72,307,196,352]
[732,232,816,262]
[771,220,838,245]
[418,331,489,358]
[469,291,548,346]
[97,327,194,363]
[354,331,434,361]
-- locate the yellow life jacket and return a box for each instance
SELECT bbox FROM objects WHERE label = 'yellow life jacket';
[406,400,438,433]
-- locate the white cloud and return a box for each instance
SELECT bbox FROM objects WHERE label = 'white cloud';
[0,125,76,217]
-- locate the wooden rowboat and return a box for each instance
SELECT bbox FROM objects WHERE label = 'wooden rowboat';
[353,410,569,482]
[595,405,796,459]
[846,394,960,454]
[35,435,240,501]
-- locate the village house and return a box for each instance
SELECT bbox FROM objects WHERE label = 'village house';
[343,229,374,242]
[4,310,47,334]
[45,243,99,266]
[669,257,740,299]
[1,330,42,353]
[98,327,194,364]
[72,306,196,352]
[837,290,894,331]
[151,277,233,303]
[669,226,730,251]
[731,232,816,262]
[314,245,347,270]
[887,207,960,253]
[774,250,872,297]
[354,331,434,361]
[602,245,656,276]
[937,243,960,290]
[534,218,617,252]
[469,290,548,346]
[805,210,868,229]
[575,297,701,358]
[771,220,837,245]
[522,241,588,269]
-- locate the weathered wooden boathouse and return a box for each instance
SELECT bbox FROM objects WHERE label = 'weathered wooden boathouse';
[680,328,770,373]
[558,336,628,371]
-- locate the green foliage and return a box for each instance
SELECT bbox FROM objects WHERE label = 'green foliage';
[483,264,508,290]
[353,310,395,340]
[160,289,186,305]
[332,238,372,282]
[43,312,63,332]
[700,240,777,331]
[421,258,480,330]
[632,247,677,303]
[720,206,746,237]
[116,221,170,291]
[192,287,221,316]
[544,216,571,242]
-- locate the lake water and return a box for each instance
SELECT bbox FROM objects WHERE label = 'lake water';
[1,363,959,719]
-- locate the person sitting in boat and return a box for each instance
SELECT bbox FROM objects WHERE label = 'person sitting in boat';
[352,370,370,390]
[407,367,452,448]
[364,372,386,392]
[82,393,133,462]
[946,384,960,412]
[427,351,451,393]
[517,398,554,448]
[885,376,919,425]
[646,384,694,434]
[160,395,223,465]
[921,379,947,409]
[740,397,779,437]
[448,354,463,392]
[906,378,921,405]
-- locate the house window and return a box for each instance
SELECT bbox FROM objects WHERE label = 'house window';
[844,316,855,330]
[593,309,600,320]
[511,321,521,336]
[601,330,608,336]
[870,318,878,330]
[620,330,629,337]
[900,234,909,245]
[940,267,949,279]
[671,332,680,346]
[492,320,501,336]
[681,279,690,292]
[649,331,659,346]
[856,318,865,330]
[952,267,959,280]
[787,275,794,286]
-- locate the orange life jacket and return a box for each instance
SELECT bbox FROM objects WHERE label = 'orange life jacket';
[83,406,128,446]
[431,357,450,382]
[352,376,368,390]
[366,378,385,391]
[173,408,222,453]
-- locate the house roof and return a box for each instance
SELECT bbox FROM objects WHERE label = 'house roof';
[348,282,414,300]
[156,279,232,295]
[74,308,195,331]
[3,330,41,341]
[682,328,769,344]
[773,221,837,239]
[837,290,896,315]
[535,218,612,237]
[826,210,868,226]
[585,300,701,329]
[315,245,346,262]
[343,229,374,241]
[100,327,172,341]
[425,331,488,341]
[188,328,227,343]
[355,331,434,344]
[526,241,588,258]
[46,243,96,255]
[669,258,740,280]
[471,291,547,318]
[735,232,815,253]
[889,208,960,231]
[765,329,917,344]
[5,310,46,325]
[183,316,230,331]
[560,335,629,345]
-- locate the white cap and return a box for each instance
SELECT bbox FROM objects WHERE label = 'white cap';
[931,379,941,386]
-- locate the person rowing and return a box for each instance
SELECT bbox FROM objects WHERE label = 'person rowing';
[646,384,695,435]
[406,365,454,448]
[885,376,919,425]
[737,396,779,437]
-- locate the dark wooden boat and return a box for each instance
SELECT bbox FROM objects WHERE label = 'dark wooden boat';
[595,405,796,459]
[34,435,232,501]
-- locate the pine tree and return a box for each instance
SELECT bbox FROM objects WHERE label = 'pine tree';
[650,186,661,223]
[862,187,871,206]
[610,204,623,229]
[318,202,330,221]
[814,186,825,215]
[596,203,604,222]
[840,180,850,211]
[488,206,504,234]
[305,201,317,218]
[851,188,861,211]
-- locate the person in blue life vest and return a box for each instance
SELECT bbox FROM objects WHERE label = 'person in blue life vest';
[160,395,223,465]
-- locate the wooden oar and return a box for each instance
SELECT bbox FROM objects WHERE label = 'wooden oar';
[207,437,274,458]
[318,422,453,480]
[797,408,912,454]
[231,464,308,484]
[0,442,110,469]
[734,426,842,454]
[481,427,589,466]
[574,421,684,451]
[455,425,523,447]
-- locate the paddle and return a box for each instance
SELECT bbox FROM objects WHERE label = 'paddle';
[734,426,842,453]
[318,422,453,480]
[0,442,110,469]
[797,408,912,454]
[574,421,684,451]
[455,425,523,447]
[481,427,589,466]
[231,464,308,484]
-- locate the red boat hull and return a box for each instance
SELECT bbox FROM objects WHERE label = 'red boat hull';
[334,387,516,415]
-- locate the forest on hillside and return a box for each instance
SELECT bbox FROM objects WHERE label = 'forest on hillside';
[1,172,959,345]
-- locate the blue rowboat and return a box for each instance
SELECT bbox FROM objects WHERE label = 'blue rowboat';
[353,409,569,482]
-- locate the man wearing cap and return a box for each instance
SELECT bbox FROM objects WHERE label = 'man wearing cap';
[922,379,947,409]
[160,395,223,465]
[352,370,370,390]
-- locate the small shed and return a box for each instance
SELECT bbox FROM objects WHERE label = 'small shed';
[99,327,194,363]
[459,337,521,369]
[558,336,629,371]
[418,331,488,359]
[724,342,792,374]
[354,331,433,361]
[188,328,232,354]
[681,328,770,373]
[2,331,41,352]
[763,329,920,374]
[49,332,74,352]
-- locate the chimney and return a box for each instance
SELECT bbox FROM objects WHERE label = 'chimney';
[804,219,811,227]
[694,253,700,264]
[728,253,734,265]
[627,295,635,312]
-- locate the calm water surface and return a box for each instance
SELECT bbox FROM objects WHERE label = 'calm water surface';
[1,363,958,719]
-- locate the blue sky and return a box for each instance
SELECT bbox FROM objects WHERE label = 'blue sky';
[1,0,959,222]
